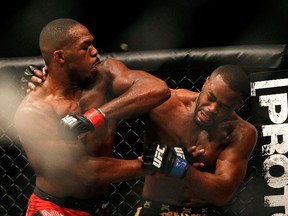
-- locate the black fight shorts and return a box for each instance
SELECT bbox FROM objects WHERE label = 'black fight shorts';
[134,199,210,216]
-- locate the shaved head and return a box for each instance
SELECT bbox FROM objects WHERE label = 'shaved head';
[39,18,80,61]
[211,64,249,100]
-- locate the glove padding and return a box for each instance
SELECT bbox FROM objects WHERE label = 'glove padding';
[20,64,40,93]
[58,115,95,141]
[142,142,193,178]
[58,108,105,141]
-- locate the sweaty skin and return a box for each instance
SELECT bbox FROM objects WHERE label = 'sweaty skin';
[18,23,256,211]
[142,75,257,207]
[14,22,170,201]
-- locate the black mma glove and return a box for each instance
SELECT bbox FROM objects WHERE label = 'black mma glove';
[20,64,40,92]
[142,142,193,178]
[58,108,106,141]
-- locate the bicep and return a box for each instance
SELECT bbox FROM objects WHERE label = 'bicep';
[112,70,161,96]
[215,127,257,184]
[216,149,248,184]
[105,59,166,95]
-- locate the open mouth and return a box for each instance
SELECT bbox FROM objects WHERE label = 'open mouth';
[92,59,101,70]
[199,110,211,123]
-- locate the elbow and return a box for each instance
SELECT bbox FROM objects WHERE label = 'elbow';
[212,188,236,206]
[161,86,171,102]
[213,194,233,206]
[155,81,171,103]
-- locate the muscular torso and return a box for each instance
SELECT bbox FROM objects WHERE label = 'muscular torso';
[15,63,116,200]
[142,89,243,206]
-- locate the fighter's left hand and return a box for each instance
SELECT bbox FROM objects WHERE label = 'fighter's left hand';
[187,146,205,168]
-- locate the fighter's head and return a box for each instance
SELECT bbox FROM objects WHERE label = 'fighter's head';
[194,64,249,128]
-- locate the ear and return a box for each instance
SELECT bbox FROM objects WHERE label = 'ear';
[53,50,65,63]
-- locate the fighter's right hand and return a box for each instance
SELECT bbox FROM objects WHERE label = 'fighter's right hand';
[58,108,106,141]
[142,142,193,178]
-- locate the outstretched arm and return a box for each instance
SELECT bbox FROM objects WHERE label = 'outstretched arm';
[59,59,172,140]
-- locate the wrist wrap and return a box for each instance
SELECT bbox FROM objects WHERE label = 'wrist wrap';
[169,157,188,178]
[84,108,106,128]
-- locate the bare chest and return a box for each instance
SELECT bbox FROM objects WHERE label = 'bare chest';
[51,91,108,118]
[48,91,113,154]
[148,109,232,169]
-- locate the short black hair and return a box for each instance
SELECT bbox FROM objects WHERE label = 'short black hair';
[39,18,80,59]
[211,64,249,100]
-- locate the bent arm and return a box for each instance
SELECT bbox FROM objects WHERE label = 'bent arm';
[99,59,171,119]
[15,102,152,186]
[22,60,170,120]
[183,124,258,206]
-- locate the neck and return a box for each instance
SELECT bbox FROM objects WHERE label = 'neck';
[43,75,83,100]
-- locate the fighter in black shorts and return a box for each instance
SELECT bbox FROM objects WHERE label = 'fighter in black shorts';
[135,65,257,215]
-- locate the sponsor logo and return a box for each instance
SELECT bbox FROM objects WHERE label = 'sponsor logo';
[153,145,166,168]
[251,76,288,214]
[174,147,185,159]
[62,115,77,126]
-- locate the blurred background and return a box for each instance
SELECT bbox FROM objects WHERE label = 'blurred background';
[1,0,288,58]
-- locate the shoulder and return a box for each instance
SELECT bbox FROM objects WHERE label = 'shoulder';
[14,91,54,129]
[100,58,127,73]
[153,89,196,111]
[232,116,258,151]
[171,88,198,104]
[237,117,258,138]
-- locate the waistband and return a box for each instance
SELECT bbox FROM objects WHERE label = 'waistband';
[140,199,210,214]
[33,186,109,214]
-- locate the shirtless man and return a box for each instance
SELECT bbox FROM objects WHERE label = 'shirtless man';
[25,63,257,215]
[14,18,171,216]
[22,21,259,214]
[137,64,258,215]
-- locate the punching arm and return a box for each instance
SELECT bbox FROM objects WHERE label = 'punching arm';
[142,142,193,178]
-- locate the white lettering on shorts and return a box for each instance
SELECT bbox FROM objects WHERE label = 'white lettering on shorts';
[41,209,63,216]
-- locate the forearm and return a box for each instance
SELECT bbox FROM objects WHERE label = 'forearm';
[183,166,240,206]
[100,79,170,120]
[81,157,150,184]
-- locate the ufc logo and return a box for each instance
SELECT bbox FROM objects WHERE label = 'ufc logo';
[62,115,77,126]
[174,147,185,159]
[153,145,166,168]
